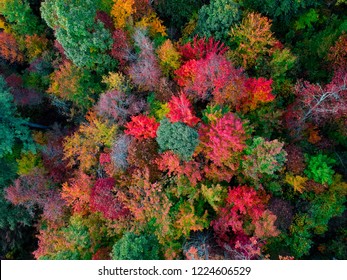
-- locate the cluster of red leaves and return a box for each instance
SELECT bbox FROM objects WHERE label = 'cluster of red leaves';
[99,152,112,166]
[176,48,275,110]
[175,53,233,100]
[90,178,129,220]
[179,36,228,61]
[124,115,159,139]
[96,11,115,32]
[243,77,274,111]
[111,29,130,67]
[0,32,24,63]
[214,74,274,112]
[212,186,279,259]
[167,92,200,126]
[198,113,247,181]
[92,247,112,260]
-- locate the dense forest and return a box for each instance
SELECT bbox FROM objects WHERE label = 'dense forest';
[0,0,346,260]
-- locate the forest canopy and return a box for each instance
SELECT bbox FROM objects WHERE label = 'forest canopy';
[0,0,346,260]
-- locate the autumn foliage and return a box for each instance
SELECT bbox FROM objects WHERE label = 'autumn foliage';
[124,115,159,139]
[1,0,346,262]
[0,32,24,63]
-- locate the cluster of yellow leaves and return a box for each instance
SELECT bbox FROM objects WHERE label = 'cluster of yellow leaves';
[152,102,169,121]
[111,0,135,29]
[181,14,198,41]
[0,18,11,33]
[135,12,167,37]
[102,71,129,91]
[17,152,44,175]
[156,39,181,76]
[174,202,209,236]
[229,12,276,69]
[201,183,227,212]
[285,173,308,193]
[63,112,117,172]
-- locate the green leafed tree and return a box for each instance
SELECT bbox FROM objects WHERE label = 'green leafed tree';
[195,0,241,41]
[0,76,35,159]
[112,232,161,260]
[41,0,115,72]
[0,0,43,35]
[156,118,199,161]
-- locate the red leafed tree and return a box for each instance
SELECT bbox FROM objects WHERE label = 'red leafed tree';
[92,247,112,260]
[212,72,274,112]
[243,77,274,111]
[96,11,115,32]
[167,92,200,127]
[179,36,229,62]
[111,29,130,67]
[198,113,247,181]
[175,53,234,100]
[0,32,24,63]
[128,29,161,91]
[124,115,159,139]
[212,186,279,259]
[212,67,246,107]
[61,171,94,215]
[90,178,129,220]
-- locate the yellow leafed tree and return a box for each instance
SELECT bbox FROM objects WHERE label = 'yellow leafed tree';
[111,0,135,29]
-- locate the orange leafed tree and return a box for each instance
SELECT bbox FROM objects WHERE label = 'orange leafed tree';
[63,112,117,172]
[0,32,24,63]
[61,171,94,215]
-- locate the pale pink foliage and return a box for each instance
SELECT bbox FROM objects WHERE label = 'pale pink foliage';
[96,90,147,125]
[128,29,162,91]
